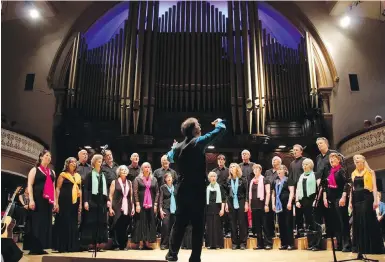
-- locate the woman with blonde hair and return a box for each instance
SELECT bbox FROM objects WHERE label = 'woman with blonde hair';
[225,163,249,250]
[349,154,384,254]
[109,165,135,250]
[81,154,109,251]
[54,157,82,252]
[205,171,226,249]
[132,162,159,249]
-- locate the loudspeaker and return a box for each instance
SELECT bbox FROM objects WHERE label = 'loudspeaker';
[348,74,359,91]
[1,238,23,262]
[24,73,35,91]
[42,257,165,262]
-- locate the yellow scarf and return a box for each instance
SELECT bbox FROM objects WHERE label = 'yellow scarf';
[60,172,81,204]
[352,168,373,192]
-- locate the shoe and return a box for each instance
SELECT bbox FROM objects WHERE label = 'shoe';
[29,250,48,255]
[253,246,264,250]
[232,245,237,250]
[279,246,288,250]
[307,246,314,251]
[240,244,246,250]
[160,245,167,250]
[166,253,178,262]
[225,233,231,238]
[265,245,272,250]
[312,247,320,251]
[342,248,351,253]
[287,246,294,250]
[142,245,153,250]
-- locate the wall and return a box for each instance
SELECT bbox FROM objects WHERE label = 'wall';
[295,1,385,145]
[1,2,91,147]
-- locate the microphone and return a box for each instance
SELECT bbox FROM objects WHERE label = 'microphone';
[100,144,109,155]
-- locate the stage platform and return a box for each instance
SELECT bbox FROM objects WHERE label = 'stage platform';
[19,248,385,262]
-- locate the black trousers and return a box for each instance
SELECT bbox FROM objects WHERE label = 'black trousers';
[299,199,314,231]
[168,193,205,262]
[228,199,248,246]
[112,215,131,249]
[295,205,304,231]
[263,209,275,246]
[221,212,231,234]
[278,208,294,246]
[251,209,272,247]
[308,200,327,249]
[161,210,176,248]
[328,200,351,250]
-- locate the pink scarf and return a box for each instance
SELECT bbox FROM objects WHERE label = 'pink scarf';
[118,178,129,215]
[40,165,54,204]
[328,164,341,189]
[249,175,265,202]
[142,176,153,209]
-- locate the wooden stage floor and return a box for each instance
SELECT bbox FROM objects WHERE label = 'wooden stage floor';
[19,249,385,262]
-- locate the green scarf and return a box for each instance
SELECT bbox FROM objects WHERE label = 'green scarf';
[92,169,107,196]
[296,171,316,200]
[206,182,222,205]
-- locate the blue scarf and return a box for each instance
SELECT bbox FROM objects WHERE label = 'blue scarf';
[167,184,176,214]
[275,176,287,213]
[206,182,222,205]
[231,177,239,209]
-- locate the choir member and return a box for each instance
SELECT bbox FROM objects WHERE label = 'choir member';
[132,162,159,249]
[102,149,119,190]
[377,192,385,242]
[239,150,255,184]
[349,155,384,254]
[159,172,178,250]
[77,149,92,185]
[289,145,306,235]
[54,157,82,252]
[205,172,225,249]
[249,164,271,250]
[165,118,226,262]
[154,155,178,187]
[225,163,249,250]
[81,154,109,251]
[212,154,231,237]
[25,150,56,255]
[323,153,351,252]
[295,158,316,236]
[109,165,135,250]
[272,165,295,250]
[128,153,141,182]
[263,156,282,250]
[18,188,29,229]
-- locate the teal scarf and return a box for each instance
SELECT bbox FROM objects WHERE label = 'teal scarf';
[206,182,222,205]
[91,169,107,196]
[296,171,316,201]
[167,184,176,214]
[231,177,239,209]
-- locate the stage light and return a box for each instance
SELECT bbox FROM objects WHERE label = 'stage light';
[29,8,40,19]
[207,145,215,149]
[278,145,286,149]
[340,16,350,28]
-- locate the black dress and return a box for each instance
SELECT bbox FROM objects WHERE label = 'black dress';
[111,178,133,250]
[81,171,108,246]
[54,175,80,252]
[25,167,54,252]
[132,176,159,244]
[160,184,178,248]
[352,176,384,254]
[205,188,225,249]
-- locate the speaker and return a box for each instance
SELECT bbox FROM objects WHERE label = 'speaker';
[42,257,165,262]
[24,73,35,91]
[1,238,23,262]
[348,74,359,91]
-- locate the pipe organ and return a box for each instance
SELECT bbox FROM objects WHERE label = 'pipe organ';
[66,1,317,138]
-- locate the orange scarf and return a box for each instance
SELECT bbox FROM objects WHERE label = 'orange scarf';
[60,172,81,203]
[352,168,373,192]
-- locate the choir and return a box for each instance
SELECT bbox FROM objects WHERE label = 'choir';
[20,137,385,256]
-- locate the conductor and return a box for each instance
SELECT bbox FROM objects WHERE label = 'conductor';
[165,118,226,262]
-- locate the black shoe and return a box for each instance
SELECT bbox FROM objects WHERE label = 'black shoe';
[342,248,351,252]
[307,246,314,251]
[287,246,294,250]
[279,246,288,250]
[240,244,246,250]
[265,245,272,250]
[312,247,320,251]
[142,245,153,250]
[166,253,178,262]
[253,246,264,250]
[232,245,237,250]
[29,250,48,255]
[160,245,167,250]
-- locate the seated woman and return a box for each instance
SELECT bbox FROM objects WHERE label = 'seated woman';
[349,154,384,255]
[108,165,135,250]
[323,153,351,252]
[159,172,178,250]
[249,164,271,250]
[225,163,249,250]
[295,158,316,234]
[272,165,295,250]
[205,171,226,249]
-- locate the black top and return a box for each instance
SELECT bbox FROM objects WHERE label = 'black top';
[289,157,305,186]
[315,149,337,181]
[133,176,159,207]
[76,162,92,184]
[264,168,278,189]
[153,167,178,187]
[272,177,295,206]
[226,176,249,202]
[111,178,133,215]
[127,164,141,182]
[326,167,351,201]
[250,177,269,209]
[101,162,119,190]
[159,184,178,210]
[211,166,229,187]
[83,171,108,205]
[239,162,255,184]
